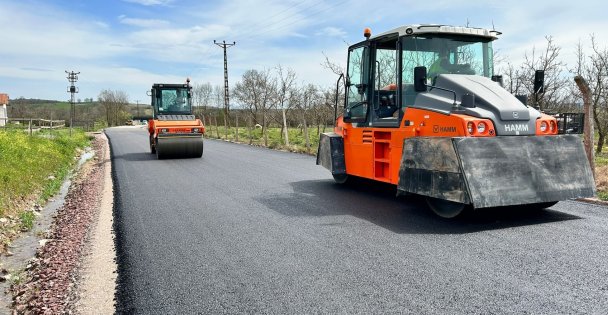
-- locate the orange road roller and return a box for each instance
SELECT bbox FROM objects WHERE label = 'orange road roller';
[317,25,595,218]
[148,79,205,159]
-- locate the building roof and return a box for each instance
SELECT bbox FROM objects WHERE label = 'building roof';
[0,94,8,105]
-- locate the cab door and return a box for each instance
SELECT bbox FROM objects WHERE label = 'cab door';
[343,44,374,179]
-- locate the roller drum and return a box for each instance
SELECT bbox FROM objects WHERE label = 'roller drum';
[155,136,203,159]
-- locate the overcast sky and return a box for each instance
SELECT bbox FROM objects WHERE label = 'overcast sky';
[0,0,606,103]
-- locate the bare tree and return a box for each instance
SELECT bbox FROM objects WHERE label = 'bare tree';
[518,36,569,111]
[295,84,320,154]
[233,69,276,146]
[98,89,129,126]
[321,52,345,76]
[501,62,526,95]
[192,82,213,119]
[275,65,297,146]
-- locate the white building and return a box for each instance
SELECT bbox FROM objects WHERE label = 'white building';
[0,94,8,127]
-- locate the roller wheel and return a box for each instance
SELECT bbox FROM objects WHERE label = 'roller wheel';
[155,138,164,160]
[149,135,156,154]
[332,174,349,184]
[194,141,204,158]
[426,197,466,218]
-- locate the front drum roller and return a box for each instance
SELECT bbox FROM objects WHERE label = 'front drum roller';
[155,136,203,159]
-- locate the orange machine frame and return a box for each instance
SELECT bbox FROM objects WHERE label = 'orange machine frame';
[335,108,557,185]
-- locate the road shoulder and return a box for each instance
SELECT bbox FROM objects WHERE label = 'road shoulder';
[74,132,117,314]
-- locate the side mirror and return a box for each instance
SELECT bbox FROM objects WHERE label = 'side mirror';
[491,75,504,87]
[461,94,476,108]
[414,66,428,92]
[356,83,367,95]
[534,70,544,94]
[515,95,528,105]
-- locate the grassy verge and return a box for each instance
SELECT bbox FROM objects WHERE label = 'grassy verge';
[0,129,90,243]
[595,148,608,201]
[205,125,328,155]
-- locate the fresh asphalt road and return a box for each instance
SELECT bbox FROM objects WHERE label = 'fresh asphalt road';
[106,127,608,314]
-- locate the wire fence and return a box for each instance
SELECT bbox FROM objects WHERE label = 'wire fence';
[0,117,66,135]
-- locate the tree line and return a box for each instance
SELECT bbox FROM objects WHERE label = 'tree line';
[8,33,606,152]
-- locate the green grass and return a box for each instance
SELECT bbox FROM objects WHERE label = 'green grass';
[0,129,90,217]
[595,151,608,167]
[205,125,327,155]
[19,211,35,231]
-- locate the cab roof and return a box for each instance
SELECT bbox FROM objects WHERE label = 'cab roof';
[370,24,501,41]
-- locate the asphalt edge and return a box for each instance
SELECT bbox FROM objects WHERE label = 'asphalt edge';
[106,128,137,314]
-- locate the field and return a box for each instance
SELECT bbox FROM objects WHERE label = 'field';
[204,124,328,155]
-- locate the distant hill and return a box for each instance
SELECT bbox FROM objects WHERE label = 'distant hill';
[7,98,152,124]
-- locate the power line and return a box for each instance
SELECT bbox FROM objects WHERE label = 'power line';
[233,0,331,42]
[249,0,350,40]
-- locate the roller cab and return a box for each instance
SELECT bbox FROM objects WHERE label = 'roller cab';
[317,25,596,218]
[148,80,205,159]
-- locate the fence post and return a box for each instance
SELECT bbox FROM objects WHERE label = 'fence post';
[29,119,32,136]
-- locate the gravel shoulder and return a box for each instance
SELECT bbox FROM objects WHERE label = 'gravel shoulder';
[74,132,117,314]
[9,133,116,314]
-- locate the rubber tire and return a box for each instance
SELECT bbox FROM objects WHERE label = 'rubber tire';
[150,135,156,154]
[332,174,349,184]
[426,197,467,218]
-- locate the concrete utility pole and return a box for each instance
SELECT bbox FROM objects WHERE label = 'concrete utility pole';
[65,70,80,136]
[214,40,236,119]
[574,75,595,180]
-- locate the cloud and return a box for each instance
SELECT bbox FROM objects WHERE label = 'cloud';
[2,0,608,102]
[119,15,170,28]
[20,67,53,72]
[316,27,346,38]
[122,0,173,6]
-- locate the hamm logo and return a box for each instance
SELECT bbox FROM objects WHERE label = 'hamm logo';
[504,124,529,132]
[433,125,457,133]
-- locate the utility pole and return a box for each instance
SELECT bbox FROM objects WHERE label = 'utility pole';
[65,70,80,136]
[136,99,140,117]
[575,75,595,179]
[214,40,236,122]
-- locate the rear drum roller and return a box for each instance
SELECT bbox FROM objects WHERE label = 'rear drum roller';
[426,197,467,218]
